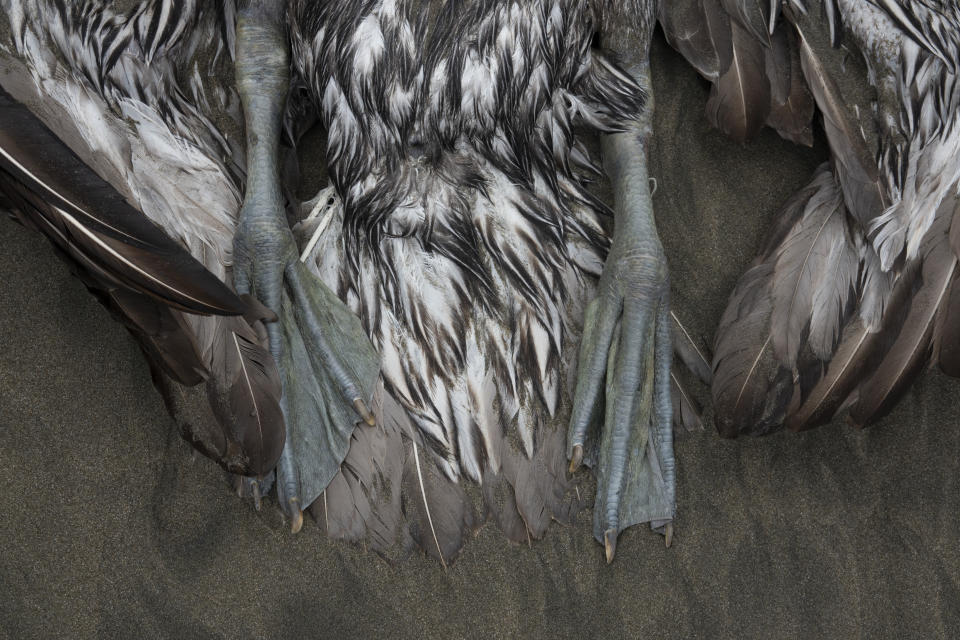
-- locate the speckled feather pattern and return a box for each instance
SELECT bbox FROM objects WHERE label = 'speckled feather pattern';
[3,0,651,557]
[2,0,245,363]
[290,0,646,483]
[3,0,244,266]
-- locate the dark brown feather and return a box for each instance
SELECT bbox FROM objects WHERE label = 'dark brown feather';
[764,25,815,146]
[851,220,956,427]
[206,315,285,477]
[793,18,887,226]
[705,19,771,142]
[109,289,209,386]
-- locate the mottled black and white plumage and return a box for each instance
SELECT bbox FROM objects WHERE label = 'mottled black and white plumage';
[660,0,960,435]
[291,0,637,467]
[1,0,670,564]
[291,0,662,562]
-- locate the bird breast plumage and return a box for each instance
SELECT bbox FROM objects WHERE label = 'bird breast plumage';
[290,0,647,480]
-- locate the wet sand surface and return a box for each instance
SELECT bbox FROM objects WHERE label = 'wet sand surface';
[1,33,959,639]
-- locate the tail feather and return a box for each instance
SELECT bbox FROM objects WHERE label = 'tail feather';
[308,388,404,554]
[402,438,481,568]
[713,165,880,435]
[659,0,815,145]
[935,197,960,375]
[480,471,529,543]
[712,260,793,437]
[851,214,955,425]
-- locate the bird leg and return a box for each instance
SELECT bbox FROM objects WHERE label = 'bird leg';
[232,0,379,531]
[567,62,675,563]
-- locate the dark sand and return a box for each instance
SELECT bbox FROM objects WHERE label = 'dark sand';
[2,33,959,639]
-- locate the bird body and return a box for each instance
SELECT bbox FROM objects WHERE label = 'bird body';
[1,0,673,564]
[277,0,671,562]
[289,0,640,481]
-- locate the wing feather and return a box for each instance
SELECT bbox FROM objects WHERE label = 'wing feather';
[0,84,243,315]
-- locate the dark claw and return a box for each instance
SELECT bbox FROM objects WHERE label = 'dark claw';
[569,443,583,474]
[233,475,268,512]
[288,498,304,533]
[604,528,617,564]
[252,480,262,512]
[353,397,376,427]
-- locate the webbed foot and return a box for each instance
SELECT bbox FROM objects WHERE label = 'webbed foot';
[568,252,675,562]
[567,68,675,562]
[232,1,379,530]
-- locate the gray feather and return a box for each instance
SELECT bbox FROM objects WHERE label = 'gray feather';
[793,18,887,227]
[671,310,713,384]
[783,265,912,431]
[658,0,721,80]
[851,216,956,426]
[763,25,814,146]
[721,0,772,44]
[770,166,856,366]
[706,19,771,142]
[712,261,794,437]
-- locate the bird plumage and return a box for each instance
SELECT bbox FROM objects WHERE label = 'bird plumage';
[661,0,960,435]
[1,0,287,476]
[1,0,671,564]
[288,0,659,562]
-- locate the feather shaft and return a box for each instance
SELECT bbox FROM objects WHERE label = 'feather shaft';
[412,441,447,570]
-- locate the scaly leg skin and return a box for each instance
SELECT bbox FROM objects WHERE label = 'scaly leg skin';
[567,62,676,563]
[232,1,379,532]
